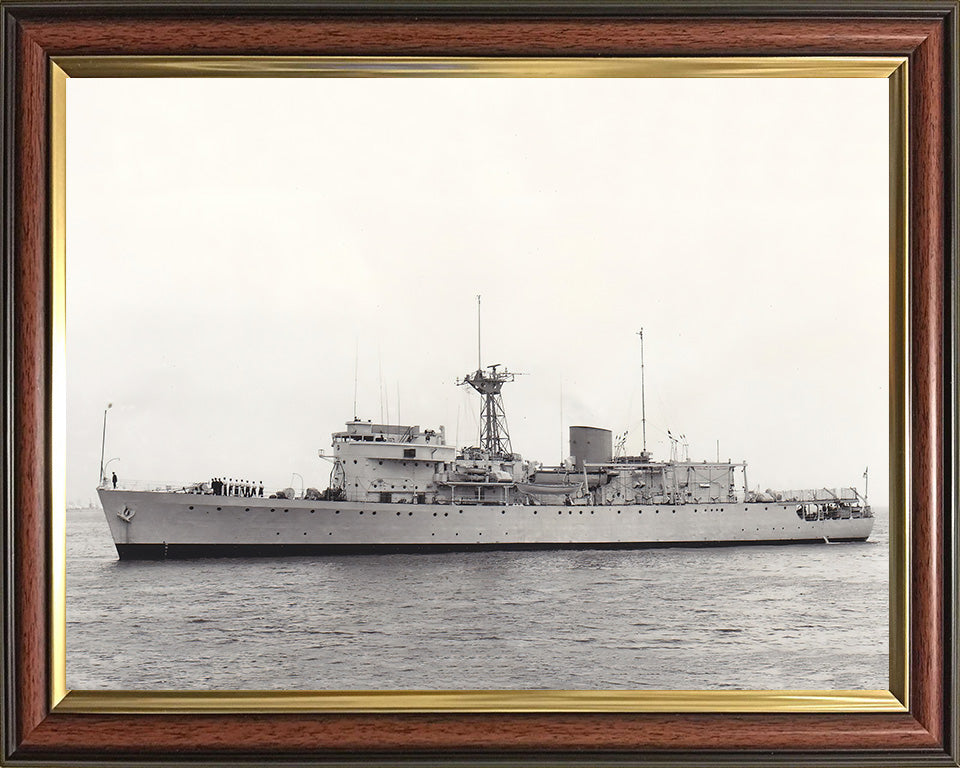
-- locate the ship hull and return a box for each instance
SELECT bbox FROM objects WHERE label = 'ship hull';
[98,489,874,560]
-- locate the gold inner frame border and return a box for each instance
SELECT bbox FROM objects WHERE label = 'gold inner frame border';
[48,55,910,715]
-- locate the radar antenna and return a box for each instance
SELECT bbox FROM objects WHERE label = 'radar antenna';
[459,295,520,459]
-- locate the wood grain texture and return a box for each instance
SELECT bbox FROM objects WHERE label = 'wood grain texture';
[3,6,954,763]
[13,21,49,748]
[16,17,942,56]
[15,712,941,755]
[908,13,946,747]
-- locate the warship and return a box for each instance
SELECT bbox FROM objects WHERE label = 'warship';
[97,327,873,560]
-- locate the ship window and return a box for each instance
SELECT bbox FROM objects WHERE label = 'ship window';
[246,508,250,512]
[443,511,448,516]
[433,512,437,517]
[217,507,222,511]
[359,510,364,515]
[353,460,357,464]
[408,511,413,516]
[404,448,415,458]
[396,511,401,515]
[335,510,340,514]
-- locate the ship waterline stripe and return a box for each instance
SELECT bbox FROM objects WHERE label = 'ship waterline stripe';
[114,539,870,560]
[56,688,904,715]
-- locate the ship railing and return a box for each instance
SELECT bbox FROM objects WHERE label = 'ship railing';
[101,479,323,499]
[775,487,860,502]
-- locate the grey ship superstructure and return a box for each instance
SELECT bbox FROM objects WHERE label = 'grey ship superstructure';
[97,341,873,559]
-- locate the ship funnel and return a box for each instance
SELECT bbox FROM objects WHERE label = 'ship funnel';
[569,426,613,469]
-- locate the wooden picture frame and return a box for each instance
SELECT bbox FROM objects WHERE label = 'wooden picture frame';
[2,2,956,765]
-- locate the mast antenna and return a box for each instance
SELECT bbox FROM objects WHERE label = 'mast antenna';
[477,294,482,371]
[353,340,359,421]
[637,329,647,453]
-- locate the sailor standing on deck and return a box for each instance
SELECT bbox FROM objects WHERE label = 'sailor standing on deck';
[111,471,117,489]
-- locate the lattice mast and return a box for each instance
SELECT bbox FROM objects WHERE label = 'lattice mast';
[459,295,517,459]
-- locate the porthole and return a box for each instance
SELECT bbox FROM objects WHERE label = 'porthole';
[558,511,562,515]
[270,508,275,512]
[501,510,506,515]
[396,511,401,516]
[246,508,250,512]
[444,512,448,517]
[303,532,307,536]
[359,511,364,515]
[579,511,583,515]
[459,510,463,514]
[310,510,315,514]
[189,506,194,510]
[433,512,438,517]
[408,512,413,516]
[335,510,340,515]
[372,511,376,515]
[533,510,538,515]
[329,532,332,536]
[217,507,222,511]
[353,460,358,464]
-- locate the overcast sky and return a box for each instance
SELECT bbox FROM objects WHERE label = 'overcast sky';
[66,77,889,506]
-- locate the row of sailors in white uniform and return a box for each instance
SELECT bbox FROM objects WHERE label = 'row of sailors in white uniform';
[211,477,264,497]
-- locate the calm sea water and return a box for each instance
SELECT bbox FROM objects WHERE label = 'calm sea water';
[66,505,888,690]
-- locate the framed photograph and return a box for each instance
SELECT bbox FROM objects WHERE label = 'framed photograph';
[2,2,956,766]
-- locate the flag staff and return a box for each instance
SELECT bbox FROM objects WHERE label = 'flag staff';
[99,402,113,485]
